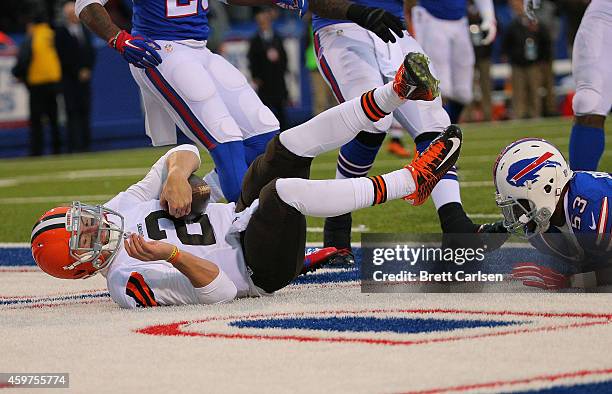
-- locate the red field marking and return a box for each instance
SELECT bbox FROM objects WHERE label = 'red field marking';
[135,308,612,347]
[401,367,612,394]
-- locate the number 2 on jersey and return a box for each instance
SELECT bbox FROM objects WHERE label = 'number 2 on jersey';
[166,0,207,18]
[145,210,216,246]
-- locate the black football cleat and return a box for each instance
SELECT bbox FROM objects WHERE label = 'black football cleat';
[393,52,440,101]
[404,125,462,206]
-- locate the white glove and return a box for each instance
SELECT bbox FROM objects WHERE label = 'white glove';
[480,18,497,45]
[474,0,497,45]
[524,0,541,20]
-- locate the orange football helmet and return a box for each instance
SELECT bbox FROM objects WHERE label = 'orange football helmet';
[31,202,124,279]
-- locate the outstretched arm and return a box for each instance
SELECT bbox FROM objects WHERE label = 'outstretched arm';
[75,1,118,41]
[310,0,404,43]
[76,0,162,68]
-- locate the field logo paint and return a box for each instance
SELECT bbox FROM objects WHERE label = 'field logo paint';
[136,308,612,347]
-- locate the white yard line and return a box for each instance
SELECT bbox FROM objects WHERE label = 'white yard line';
[0,194,114,204]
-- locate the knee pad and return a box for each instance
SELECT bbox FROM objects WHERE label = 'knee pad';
[573,88,603,116]
[209,141,248,202]
[453,87,473,106]
[172,61,216,102]
[209,55,248,91]
[238,89,280,131]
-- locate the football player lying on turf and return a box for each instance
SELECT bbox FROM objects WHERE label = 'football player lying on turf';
[31,53,462,308]
[494,138,612,289]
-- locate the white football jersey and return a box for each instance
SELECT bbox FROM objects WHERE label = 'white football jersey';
[100,145,259,308]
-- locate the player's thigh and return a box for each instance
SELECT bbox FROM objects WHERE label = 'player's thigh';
[411,7,452,95]
[206,52,279,139]
[146,44,243,145]
[572,15,612,116]
[242,179,306,293]
[449,19,475,103]
[132,73,178,146]
[315,24,389,130]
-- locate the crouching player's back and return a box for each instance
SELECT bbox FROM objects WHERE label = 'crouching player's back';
[531,171,612,265]
[494,138,612,268]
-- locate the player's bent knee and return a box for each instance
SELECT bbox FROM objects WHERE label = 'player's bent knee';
[573,88,603,116]
[238,89,280,131]
[275,178,307,214]
[257,105,280,129]
[172,62,216,102]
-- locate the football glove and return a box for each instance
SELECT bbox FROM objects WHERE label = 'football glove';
[346,4,404,43]
[301,247,341,275]
[480,18,497,45]
[274,0,308,17]
[109,30,162,69]
[512,262,569,290]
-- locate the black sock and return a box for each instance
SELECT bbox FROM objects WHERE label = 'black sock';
[437,202,479,234]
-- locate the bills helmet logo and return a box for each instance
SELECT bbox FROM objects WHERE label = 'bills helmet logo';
[507,152,561,187]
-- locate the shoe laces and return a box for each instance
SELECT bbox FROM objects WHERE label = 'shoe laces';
[410,140,445,179]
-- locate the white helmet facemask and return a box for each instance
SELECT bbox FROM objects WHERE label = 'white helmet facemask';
[493,139,572,238]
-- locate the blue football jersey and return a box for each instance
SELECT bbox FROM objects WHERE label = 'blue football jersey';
[530,171,612,265]
[312,0,404,32]
[131,0,209,41]
[419,0,467,20]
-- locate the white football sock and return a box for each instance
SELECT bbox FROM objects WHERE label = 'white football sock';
[276,168,415,217]
[203,170,225,203]
[431,179,462,209]
[279,82,405,158]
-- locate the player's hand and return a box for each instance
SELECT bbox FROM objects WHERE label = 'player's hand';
[109,30,162,69]
[480,18,497,45]
[160,173,192,218]
[346,4,404,43]
[512,263,570,290]
[124,233,175,262]
[523,0,541,20]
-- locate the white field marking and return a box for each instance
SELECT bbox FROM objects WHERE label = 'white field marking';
[0,241,535,249]
[459,181,493,187]
[0,194,114,205]
[468,213,503,219]
[0,168,149,188]
[307,225,370,233]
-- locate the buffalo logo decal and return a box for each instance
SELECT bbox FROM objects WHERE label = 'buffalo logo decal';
[507,152,560,187]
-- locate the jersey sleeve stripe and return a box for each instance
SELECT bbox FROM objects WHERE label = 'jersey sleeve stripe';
[128,272,158,307]
[126,283,147,307]
[596,197,609,245]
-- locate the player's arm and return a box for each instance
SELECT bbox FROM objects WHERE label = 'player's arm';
[309,0,404,43]
[160,149,200,218]
[473,0,497,45]
[75,0,161,68]
[124,234,237,303]
[121,145,200,207]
